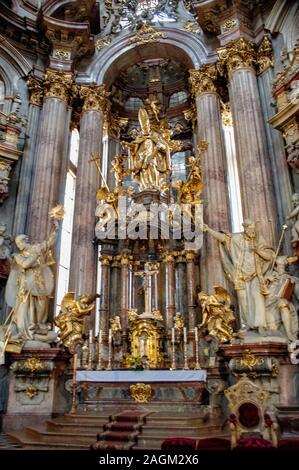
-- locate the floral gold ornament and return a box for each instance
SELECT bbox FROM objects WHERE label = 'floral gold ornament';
[217,37,256,75]
[25,384,38,399]
[184,20,201,35]
[222,18,238,33]
[189,65,217,96]
[128,24,167,46]
[95,35,112,50]
[130,383,152,403]
[22,357,44,374]
[257,36,273,75]
[240,349,264,369]
[221,102,233,127]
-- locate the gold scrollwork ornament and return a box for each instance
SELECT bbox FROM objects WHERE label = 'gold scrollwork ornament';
[130,383,152,403]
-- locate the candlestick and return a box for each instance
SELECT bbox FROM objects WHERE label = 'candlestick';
[194,327,201,370]
[88,329,93,370]
[107,328,112,370]
[170,328,176,370]
[96,329,103,370]
[70,353,78,414]
[183,327,189,370]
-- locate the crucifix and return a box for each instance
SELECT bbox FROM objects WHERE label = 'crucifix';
[133,262,159,315]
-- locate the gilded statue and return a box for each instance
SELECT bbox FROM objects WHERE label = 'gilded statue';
[110,315,122,336]
[203,219,274,335]
[124,108,172,191]
[110,154,128,187]
[4,206,64,344]
[174,312,184,333]
[286,193,299,247]
[55,292,97,353]
[198,286,235,343]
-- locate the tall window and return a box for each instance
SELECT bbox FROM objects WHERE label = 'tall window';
[172,151,187,181]
[169,91,188,107]
[55,129,79,314]
[125,97,143,111]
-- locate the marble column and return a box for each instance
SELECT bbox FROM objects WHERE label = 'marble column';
[13,77,43,235]
[28,69,73,241]
[256,37,292,251]
[185,251,197,330]
[218,37,277,244]
[190,65,230,291]
[163,252,176,331]
[119,254,131,332]
[99,256,111,332]
[69,85,109,301]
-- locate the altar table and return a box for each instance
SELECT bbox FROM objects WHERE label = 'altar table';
[76,370,207,382]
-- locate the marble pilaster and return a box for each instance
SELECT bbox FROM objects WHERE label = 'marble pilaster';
[119,254,130,332]
[190,65,230,291]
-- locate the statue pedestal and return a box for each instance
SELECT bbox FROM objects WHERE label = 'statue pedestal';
[2,348,70,432]
[220,342,298,406]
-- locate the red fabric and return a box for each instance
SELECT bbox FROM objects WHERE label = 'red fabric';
[196,438,231,450]
[278,438,299,449]
[235,437,273,449]
[161,438,197,451]
[238,403,260,428]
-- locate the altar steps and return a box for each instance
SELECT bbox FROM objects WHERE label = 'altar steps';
[6,410,228,450]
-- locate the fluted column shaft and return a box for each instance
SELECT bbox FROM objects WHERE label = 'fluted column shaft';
[68,110,102,296]
[28,70,73,241]
[13,101,41,235]
[257,66,292,251]
[164,253,176,331]
[218,38,277,244]
[186,251,196,330]
[99,256,111,332]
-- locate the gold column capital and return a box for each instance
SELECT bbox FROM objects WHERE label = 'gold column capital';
[162,251,177,263]
[183,250,196,263]
[217,36,256,75]
[79,84,111,113]
[44,69,74,103]
[189,64,218,96]
[100,255,112,266]
[27,75,44,106]
[256,36,273,75]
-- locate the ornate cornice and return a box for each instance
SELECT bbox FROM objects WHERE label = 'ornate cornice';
[27,75,44,106]
[79,84,111,113]
[44,69,74,103]
[189,64,218,97]
[256,36,273,75]
[217,36,256,75]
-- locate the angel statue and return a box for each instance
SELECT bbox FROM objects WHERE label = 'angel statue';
[55,292,98,353]
[198,286,235,344]
[110,315,122,336]
[124,108,172,191]
[4,205,64,344]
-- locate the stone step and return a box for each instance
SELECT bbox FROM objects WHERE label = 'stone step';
[7,430,88,450]
[21,425,98,446]
[46,419,106,433]
[61,413,111,423]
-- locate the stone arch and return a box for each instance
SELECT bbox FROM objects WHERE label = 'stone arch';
[76,28,210,85]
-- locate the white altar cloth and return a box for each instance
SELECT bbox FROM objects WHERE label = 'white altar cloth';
[76,370,207,382]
